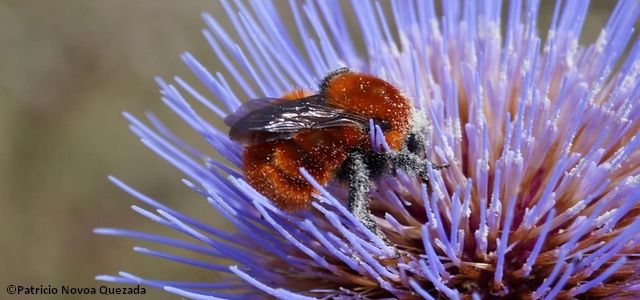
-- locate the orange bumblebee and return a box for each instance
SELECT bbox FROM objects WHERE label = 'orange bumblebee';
[225,68,446,231]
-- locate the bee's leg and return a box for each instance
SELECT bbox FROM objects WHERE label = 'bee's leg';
[343,152,386,240]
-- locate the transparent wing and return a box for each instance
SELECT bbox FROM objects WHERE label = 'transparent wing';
[225,95,368,145]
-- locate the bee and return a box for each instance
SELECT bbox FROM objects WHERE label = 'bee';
[225,68,447,234]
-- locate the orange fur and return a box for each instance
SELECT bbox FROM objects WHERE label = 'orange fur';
[241,71,411,210]
[323,72,411,151]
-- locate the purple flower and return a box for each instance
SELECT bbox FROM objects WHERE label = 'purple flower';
[96,0,640,298]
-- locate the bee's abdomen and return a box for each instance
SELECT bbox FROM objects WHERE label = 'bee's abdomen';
[242,128,366,210]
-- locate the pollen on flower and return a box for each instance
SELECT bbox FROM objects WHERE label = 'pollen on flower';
[595,30,608,53]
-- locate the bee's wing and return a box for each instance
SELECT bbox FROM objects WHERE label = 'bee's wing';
[225,95,369,145]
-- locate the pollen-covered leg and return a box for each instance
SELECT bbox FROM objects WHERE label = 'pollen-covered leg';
[342,152,388,242]
[389,149,449,184]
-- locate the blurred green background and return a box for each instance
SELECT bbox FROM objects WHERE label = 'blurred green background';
[0,1,616,300]
[0,1,231,299]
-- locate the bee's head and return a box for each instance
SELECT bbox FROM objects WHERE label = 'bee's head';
[405,132,426,158]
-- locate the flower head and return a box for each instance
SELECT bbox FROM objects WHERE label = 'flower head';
[97,0,640,299]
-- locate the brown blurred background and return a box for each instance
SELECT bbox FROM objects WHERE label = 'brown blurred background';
[0,1,616,300]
